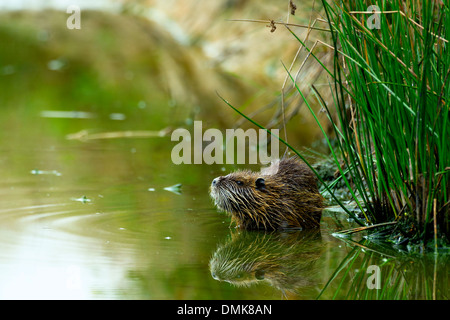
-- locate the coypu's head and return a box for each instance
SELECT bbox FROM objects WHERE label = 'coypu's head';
[209,158,324,230]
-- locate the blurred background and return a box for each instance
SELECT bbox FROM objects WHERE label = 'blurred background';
[0,0,332,144]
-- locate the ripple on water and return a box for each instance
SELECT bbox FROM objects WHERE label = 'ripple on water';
[0,188,228,299]
[0,197,218,256]
[0,199,181,299]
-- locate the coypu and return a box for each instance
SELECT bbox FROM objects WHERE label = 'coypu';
[210,157,324,230]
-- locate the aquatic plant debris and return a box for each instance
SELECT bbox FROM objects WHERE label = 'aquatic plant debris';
[40,110,96,119]
[163,183,182,194]
[72,195,91,203]
[66,128,172,141]
[109,113,126,121]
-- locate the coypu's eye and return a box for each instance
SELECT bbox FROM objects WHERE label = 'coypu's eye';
[236,180,244,186]
[255,178,265,191]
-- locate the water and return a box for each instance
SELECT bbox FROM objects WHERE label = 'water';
[0,110,448,299]
[0,122,223,299]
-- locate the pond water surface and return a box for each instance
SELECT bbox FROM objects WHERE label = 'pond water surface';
[0,107,447,300]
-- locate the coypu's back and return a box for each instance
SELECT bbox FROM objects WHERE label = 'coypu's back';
[210,157,324,230]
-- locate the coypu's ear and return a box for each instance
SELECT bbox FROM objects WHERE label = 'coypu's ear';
[255,178,265,191]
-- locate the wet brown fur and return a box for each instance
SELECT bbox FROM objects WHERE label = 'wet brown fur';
[210,157,324,230]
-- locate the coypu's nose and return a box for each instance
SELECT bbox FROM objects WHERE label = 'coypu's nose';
[212,176,223,186]
[211,272,220,280]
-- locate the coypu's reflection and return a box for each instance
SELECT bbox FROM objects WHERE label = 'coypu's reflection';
[209,229,323,294]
